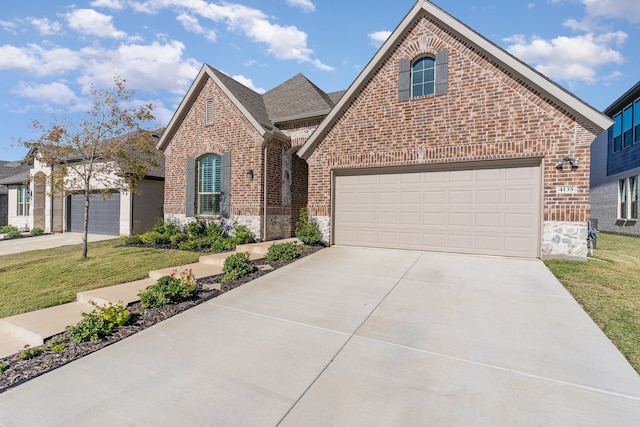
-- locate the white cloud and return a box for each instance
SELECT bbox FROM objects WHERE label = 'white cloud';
[77,40,200,94]
[505,32,626,83]
[176,13,217,42]
[286,0,316,12]
[582,0,640,23]
[231,74,265,93]
[528,3,536,9]
[0,20,19,35]
[128,0,332,70]
[90,0,125,10]
[368,31,391,48]
[29,17,62,36]
[0,44,83,76]
[65,9,127,39]
[11,81,79,106]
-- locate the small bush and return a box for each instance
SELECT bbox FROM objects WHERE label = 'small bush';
[18,345,45,360]
[187,218,208,238]
[232,224,252,244]
[138,269,196,308]
[295,208,322,245]
[122,235,144,245]
[66,302,131,343]
[0,363,5,372]
[170,232,189,245]
[152,218,182,236]
[211,237,237,253]
[206,221,224,238]
[30,228,44,236]
[1,226,21,239]
[265,242,299,261]
[49,343,67,352]
[178,239,200,251]
[140,231,171,245]
[222,252,253,283]
[0,225,18,234]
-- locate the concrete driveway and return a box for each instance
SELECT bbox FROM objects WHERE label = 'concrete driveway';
[0,233,116,256]
[1,247,639,426]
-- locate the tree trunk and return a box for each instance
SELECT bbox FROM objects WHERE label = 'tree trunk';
[82,189,90,258]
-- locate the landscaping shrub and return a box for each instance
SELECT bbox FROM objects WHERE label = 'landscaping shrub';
[152,217,182,236]
[18,345,45,360]
[170,232,189,245]
[265,242,299,261]
[0,363,5,373]
[210,237,237,253]
[138,269,196,308]
[222,252,253,283]
[30,228,44,236]
[66,301,131,343]
[187,218,208,238]
[295,209,322,245]
[122,235,143,245]
[0,225,21,239]
[140,231,171,245]
[232,224,252,244]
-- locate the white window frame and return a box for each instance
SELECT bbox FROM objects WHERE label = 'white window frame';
[618,176,638,220]
[17,184,30,217]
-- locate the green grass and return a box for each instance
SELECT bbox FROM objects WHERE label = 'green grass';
[545,233,640,373]
[0,239,201,318]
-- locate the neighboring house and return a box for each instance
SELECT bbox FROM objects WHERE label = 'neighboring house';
[0,160,31,227]
[160,0,611,260]
[591,81,640,236]
[0,131,165,236]
[157,67,344,240]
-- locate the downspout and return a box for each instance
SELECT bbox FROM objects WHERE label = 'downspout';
[263,143,268,241]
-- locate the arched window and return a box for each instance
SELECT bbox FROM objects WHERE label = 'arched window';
[198,154,221,215]
[412,57,435,97]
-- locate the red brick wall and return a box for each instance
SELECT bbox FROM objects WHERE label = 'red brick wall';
[164,77,265,217]
[291,153,308,231]
[306,14,598,223]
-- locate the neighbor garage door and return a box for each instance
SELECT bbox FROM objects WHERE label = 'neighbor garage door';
[334,164,541,258]
[68,192,121,235]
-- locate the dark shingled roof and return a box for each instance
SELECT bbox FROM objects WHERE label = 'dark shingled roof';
[207,66,274,131]
[0,160,30,189]
[264,74,336,123]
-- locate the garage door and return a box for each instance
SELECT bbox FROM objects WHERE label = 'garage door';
[334,164,541,258]
[68,192,121,235]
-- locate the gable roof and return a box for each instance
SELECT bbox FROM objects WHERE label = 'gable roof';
[297,0,613,159]
[157,65,342,151]
[264,74,336,124]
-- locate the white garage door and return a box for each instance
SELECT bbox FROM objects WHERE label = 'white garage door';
[334,164,541,258]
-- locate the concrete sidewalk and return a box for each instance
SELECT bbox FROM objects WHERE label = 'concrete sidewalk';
[1,247,639,426]
[0,233,116,256]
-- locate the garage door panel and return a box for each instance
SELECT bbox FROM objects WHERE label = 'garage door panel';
[68,192,120,236]
[334,165,540,258]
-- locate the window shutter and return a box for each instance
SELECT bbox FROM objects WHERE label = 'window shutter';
[186,156,195,217]
[435,49,449,96]
[398,58,411,102]
[220,151,231,218]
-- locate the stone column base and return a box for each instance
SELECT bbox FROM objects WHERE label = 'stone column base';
[542,221,588,261]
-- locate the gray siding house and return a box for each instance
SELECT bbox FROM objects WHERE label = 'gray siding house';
[591,81,640,236]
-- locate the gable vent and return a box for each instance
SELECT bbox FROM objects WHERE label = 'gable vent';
[205,99,214,125]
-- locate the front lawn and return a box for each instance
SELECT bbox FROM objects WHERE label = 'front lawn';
[0,240,201,318]
[545,232,640,373]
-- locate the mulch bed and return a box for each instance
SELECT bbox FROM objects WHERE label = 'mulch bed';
[0,245,324,394]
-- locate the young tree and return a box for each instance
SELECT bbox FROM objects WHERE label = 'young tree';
[21,75,157,258]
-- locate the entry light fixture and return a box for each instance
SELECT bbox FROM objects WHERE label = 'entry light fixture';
[556,157,579,170]
[247,169,254,181]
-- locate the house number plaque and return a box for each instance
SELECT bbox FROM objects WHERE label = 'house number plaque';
[557,185,577,194]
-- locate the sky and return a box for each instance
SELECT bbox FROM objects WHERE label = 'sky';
[0,0,639,160]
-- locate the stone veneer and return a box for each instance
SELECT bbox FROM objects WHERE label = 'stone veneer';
[542,221,589,260]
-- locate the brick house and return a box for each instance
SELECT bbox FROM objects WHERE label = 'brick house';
[296,0,611,260]
[156,65,343,240]
[160,0,611,260]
